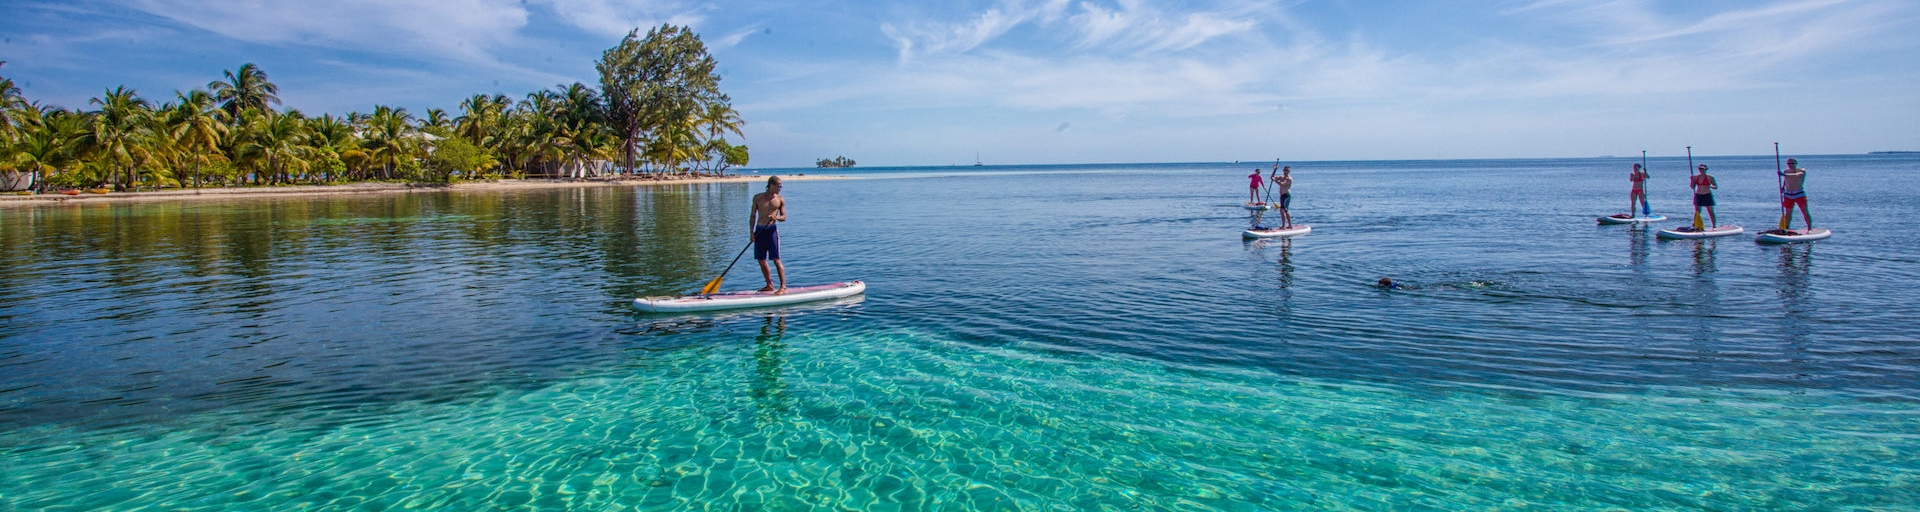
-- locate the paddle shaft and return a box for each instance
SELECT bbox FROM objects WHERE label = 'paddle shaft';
[1686,146,1704,230]
[1775,143,1789,230]
[1641,151,1650,215]
[702,239,755,294]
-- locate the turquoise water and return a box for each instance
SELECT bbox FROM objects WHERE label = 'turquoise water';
[3,156,1918,509]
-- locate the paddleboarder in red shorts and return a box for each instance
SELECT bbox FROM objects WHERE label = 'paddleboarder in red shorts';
[1780,158,1812,230]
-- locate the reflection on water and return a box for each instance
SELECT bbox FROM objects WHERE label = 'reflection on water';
[752,314,791,424]
[4,156,1920,509]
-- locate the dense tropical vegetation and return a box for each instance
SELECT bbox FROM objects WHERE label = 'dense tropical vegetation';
[0,25,747,193]
[816,156,856,168]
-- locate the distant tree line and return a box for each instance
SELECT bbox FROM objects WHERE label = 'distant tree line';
[816,156,855,168]
[0,24,747,192]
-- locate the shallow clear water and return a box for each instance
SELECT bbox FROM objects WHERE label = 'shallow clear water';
[3,155,1917,509]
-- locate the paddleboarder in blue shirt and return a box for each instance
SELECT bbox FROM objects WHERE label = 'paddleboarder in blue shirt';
[752,176,787,294]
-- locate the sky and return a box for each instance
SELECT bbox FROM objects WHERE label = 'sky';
[2,0,1917,167]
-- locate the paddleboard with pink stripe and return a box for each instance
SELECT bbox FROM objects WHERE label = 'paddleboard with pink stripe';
[634,281,866,313]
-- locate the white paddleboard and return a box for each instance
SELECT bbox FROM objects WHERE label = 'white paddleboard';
[634,281,866,313]
[1755,228,1831,244]
[1243,225,1311,238]
[1598,214,1667,224]
[1242,202,1274,210]
[1656,225,1743,240]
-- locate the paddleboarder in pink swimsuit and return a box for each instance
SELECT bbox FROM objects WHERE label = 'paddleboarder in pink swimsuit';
[1247,170,1263,204]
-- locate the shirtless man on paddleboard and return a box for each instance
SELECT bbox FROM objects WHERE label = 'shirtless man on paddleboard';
[1272,165,1295,228]
[1780,158,1813,231]
[752,176,787,294]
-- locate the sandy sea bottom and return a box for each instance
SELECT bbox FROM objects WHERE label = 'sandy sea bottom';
[3,327,1913,510]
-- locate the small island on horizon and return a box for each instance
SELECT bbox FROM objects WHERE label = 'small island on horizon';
[1868,151,1919,154]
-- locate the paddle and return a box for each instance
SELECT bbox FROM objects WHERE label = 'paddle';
[1775,142,1789,231]
[1687,146,1702,230]
[699,239,755,295]
[1641,151,1651,216]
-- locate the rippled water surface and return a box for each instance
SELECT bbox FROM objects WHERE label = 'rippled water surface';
[3,155,1918,509]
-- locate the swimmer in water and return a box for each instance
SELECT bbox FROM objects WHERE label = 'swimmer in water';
[1377,278,1401,289]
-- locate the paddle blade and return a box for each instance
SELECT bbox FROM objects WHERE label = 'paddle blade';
[699,275,724,295]
[1779,213,1791,230]
[1692,212,1703,230]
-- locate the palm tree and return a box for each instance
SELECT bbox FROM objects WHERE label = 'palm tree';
[361,105,418,180]
[168,90,227,187]
[693,100,744,173]
[239,109,310,184]
[0,61,25,140]
[309,114,364,182]
[6,107,85,191]
[423,108,453,134]
[456,94,510,147]
[208,63,280,121]
[88,86,152,190]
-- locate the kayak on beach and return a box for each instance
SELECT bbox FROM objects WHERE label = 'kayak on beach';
[1598,213,1666,224]
[1755,228,1831,244]
[633,280,867,313]
[1656,225,1743,240]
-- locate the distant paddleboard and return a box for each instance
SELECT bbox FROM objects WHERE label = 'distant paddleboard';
[1243,225,1311,238]
[1598,213,1667,224]
[1242,202,1274,210]
[1755,228,1831,244]
[1656,225,1743,240]
[634,281,866,313]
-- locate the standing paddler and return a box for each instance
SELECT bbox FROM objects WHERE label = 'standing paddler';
[1272,165,1295,228]
[751,176,787,294]
[1690,164,1719,229]
[1628,162,1651,217]
[1246,168,1264,205]
[1778,158,1813,231]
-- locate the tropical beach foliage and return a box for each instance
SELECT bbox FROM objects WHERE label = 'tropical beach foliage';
[816,156,856,168]
[0,25,746,192]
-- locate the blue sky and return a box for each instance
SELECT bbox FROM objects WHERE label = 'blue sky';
[3,0,1916,167]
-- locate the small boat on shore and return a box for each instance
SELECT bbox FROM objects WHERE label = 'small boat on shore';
[86,188,111,194]
[634,280,866,313]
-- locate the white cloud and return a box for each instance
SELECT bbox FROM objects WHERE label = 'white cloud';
[882,7,1031,63]
[122,0,532,65]
[534,0,708,38]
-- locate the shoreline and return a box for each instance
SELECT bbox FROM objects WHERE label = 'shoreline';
[0,173,841,207]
